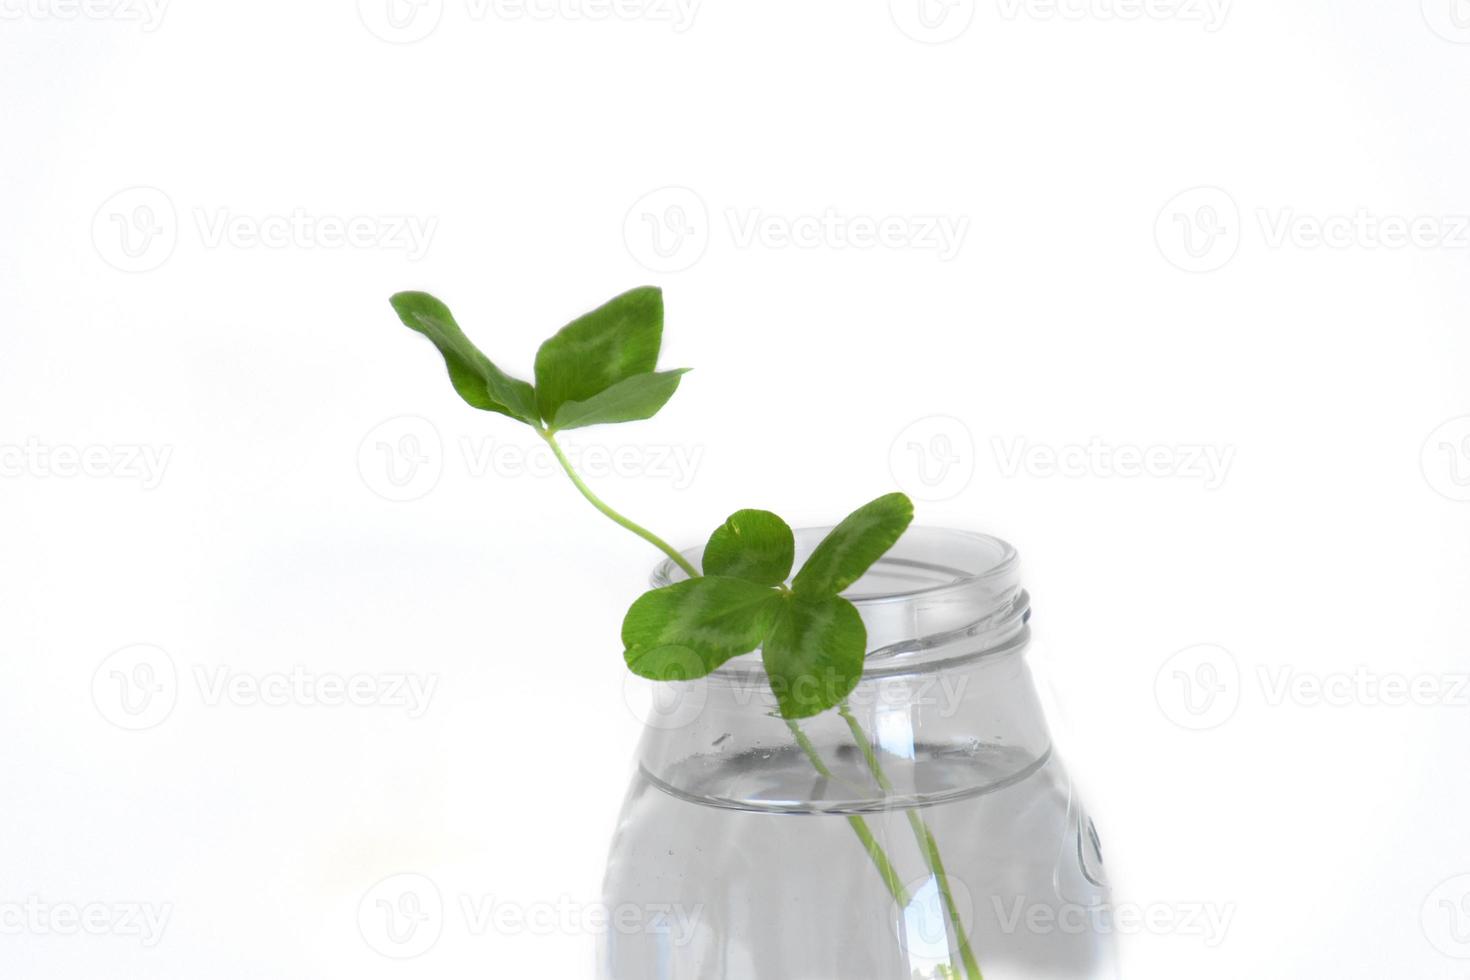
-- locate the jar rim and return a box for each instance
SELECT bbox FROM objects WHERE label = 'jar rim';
[651,526,1029,672]
[650,525,1019,604]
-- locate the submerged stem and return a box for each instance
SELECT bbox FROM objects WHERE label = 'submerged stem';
[787,719,912,908]
[839,701,984,980]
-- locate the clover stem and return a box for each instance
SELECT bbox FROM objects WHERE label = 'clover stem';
[839,701,984,980]
[786,719,912,908]
[539,430,699,579]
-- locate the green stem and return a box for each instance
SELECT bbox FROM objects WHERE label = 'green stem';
[787,720,912,908]
[538,433,915,913]
[839,702,984,980]
[540,430,699,579]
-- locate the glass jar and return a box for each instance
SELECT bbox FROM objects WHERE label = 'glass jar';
[600,528,1116,980]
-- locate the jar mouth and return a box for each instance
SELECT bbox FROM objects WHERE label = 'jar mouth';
[651,526,1029,671]
[652,525,1014,598]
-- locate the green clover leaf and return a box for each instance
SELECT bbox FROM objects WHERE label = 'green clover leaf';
[389,291,538,424]
[702,509,795,586]
[622,576,783,679]
[620,494,913,718]
[760,594,867,719]
[792,492,914,598]
[535,286,689,429]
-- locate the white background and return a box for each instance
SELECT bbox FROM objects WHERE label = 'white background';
[3,1,1469,977]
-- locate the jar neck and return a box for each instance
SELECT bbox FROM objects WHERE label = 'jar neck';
[636,528,1049,812]
[653,526,1030,674]
[636,635,1050,813]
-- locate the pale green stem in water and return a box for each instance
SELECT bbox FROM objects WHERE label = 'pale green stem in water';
[539,430,912,909]
[786,719,912,908]
[838,701,984,980]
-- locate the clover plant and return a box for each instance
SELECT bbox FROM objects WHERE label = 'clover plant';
[387,285,982,978]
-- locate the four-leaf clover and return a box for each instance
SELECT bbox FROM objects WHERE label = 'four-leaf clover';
[622,493,914,718]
